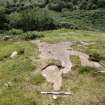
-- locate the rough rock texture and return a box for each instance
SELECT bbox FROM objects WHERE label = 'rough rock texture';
[31,40,105,93]
[42,65,62,91]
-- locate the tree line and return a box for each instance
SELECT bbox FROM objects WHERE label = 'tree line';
[2,0,105,12]
[0,2,56,31]
[0,0,105,32]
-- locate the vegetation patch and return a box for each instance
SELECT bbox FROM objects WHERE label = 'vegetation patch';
[89,52,102,62]
[62,64,105,105]
[40,29,105,42]
[0,29,105,104]
[0,41,46,105]
[0,29,43,40]
[79,66,96,74]
[31,74,45,85]
[70,55,81,66]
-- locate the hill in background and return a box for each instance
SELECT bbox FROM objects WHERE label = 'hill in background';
[0,0,105,32]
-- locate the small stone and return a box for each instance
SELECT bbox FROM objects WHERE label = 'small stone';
[53,95,58,99]
[4,82,13,87]
[80,41,89,46]
[7,82,13,87]
[4,83,9,87]
[10,51,18,58]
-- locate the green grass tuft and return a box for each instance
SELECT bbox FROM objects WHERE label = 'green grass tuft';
[31,74,45,85]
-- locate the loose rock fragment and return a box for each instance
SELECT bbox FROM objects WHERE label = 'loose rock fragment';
[10,51,18,58]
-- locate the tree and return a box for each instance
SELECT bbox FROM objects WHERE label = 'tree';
[8,12,22,29]
[8,8,56,31]
[79,0,87,9]
[97,0,105,8]
[0,6,8,30]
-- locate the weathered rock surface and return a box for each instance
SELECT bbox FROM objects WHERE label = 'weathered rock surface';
[10,51,18,58]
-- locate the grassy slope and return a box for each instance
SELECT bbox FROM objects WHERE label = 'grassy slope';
[0,41,46,105]
[48,10,105,32]
[59,10,105,31]
[40,29,105,105]
[40,29,105,43]
[0,29,105,105]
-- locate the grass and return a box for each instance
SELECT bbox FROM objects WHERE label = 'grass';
[62,46,105,105]
[72,39,105,65]
[61,66,105,105]
[40,28,105,43]
[0,41,60,105]
[0,29,105,105]
[31,73,46,85]
[70,55,81,66]
[61,49,105,105]
[0,41,44,105]
[0,41,38,60]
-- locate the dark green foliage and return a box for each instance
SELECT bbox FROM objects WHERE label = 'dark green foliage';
[4,29,43,40]
[8,12,22,29]
[1,0,105,11]
[19,8,56,31]
[97,0,105,8]
[55,22,78,29]
[60,10,105,31]
[48,1,66,12]
[47,0,105,11]
[8,8,56,31]
[2,0,105,12]
[89,53,102,62]
[0,6,8,30]
[6,28,23,35]
[0,0,105,33]
[21,31,43,40]
[79,66,95,74]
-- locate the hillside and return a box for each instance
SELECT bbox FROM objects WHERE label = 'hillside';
[1,0,105,10]
[0,0,105,32]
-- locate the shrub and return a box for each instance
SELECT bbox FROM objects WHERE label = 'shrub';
[8,12,22,29]
[56,22,78,29]
[89,52,102,62]
[21,31,43,40]
[8,8,56,31]
[4,29,43,40]
[0,6,8,30]
[65,2,74,10]
[20,8,56,31]
[6,28,23,35]
[79,66,95,74]
[97,0,105,8]
[48,2,65,12]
